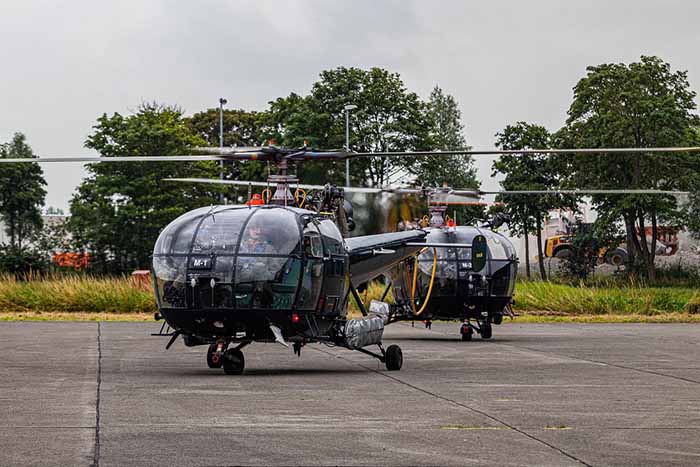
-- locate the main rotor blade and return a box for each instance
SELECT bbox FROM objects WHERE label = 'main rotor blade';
[480,189,690,195]
[165,178,388,194]
[348,147,700,157]
[430,195,488,206]
[0,155,227,163]
[285,151,350,161]
[6,146,700,164]
[448,189,480,196]
[166,178,313,189]
[163,178,434,195]
[192,146,264,154]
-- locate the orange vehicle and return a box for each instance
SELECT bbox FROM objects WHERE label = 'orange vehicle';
[544,225,679,266]
[52,252,90,270]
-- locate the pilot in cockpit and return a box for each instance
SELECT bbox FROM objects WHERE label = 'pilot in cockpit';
[241,225,275,255]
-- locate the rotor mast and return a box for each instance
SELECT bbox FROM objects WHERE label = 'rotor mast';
[426,186,453,228]
[267,158,298,206]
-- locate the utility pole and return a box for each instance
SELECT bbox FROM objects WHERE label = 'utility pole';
[218,97,227,203]
[344,104,357,187]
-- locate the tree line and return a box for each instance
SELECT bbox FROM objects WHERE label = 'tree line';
[1,57,699,280]
[492,56,700,281]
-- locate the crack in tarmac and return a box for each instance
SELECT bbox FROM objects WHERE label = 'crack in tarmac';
[508,344,700,385]
[417,324,700,386]
[311,345,592,467]
[91,322,102,467]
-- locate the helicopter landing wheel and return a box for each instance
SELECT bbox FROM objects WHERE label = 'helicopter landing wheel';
[480,322,493,340]
[207,343,224,368]
[460,323,473,341]
[222,348,245,375]
[384,345,403,371]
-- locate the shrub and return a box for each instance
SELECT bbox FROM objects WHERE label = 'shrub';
[0,245,49,276]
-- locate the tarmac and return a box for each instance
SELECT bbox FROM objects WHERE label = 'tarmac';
[1,322,700,467]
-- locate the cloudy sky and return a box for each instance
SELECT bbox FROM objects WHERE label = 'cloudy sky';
[1,0,699,210]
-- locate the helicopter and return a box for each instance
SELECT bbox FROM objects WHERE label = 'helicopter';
[172,151,692,344]
[378,185,688,341]
[3,145,480,374]
[381,186,518,342]
[2,144,695,373]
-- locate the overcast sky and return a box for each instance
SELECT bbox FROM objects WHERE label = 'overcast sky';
[1,0,699,210]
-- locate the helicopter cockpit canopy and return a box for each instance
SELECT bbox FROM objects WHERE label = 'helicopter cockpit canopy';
[416,227,517,297]
[152,206,343,312]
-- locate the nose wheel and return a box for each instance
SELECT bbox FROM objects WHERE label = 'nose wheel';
[460,319,492,340]
[206,343,225,368]
[460,322,473,341]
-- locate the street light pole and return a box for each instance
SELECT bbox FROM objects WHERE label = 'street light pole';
[218,97,227,203]
[344,104,357,187]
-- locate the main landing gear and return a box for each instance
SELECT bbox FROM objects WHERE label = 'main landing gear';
[460,319,492,341]
[385,345,403,371]
[208,342,250,375]
[356,343,403,371]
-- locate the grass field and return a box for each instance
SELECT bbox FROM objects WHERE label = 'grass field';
[514,280,700,315]
[0,275,156,314]
[0,275,698,322]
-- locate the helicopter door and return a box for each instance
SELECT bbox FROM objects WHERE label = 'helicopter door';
[297,223,324,310]
[317,219,346,316]
[472,235,487,272]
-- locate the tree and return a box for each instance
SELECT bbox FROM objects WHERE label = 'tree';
[681,127,700,238]
[415,86,478,189]
[264,92,335,184]
[268,67,433,187]
[186,108,269,148]
[560,216,619,280]
[186,108,270,184]
[69,103,223,274]
[0,133,47,248]
[33,216,73,257]
[557,56,700,280]
[0,244,48,276]
[493,122,574,280]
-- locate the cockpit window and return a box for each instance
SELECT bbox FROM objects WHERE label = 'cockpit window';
[318,219,344,255]
[154,207,211,255]
[484,232,509,260]
[418,247,457,279]
[234,256,301,309]
[191,209,247,254]
[238,209,300,256]
[303,222,323,258]
[417,231,458,278]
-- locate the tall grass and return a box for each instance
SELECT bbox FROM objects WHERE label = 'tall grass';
[0,274,156,313]
[515,280,700,315]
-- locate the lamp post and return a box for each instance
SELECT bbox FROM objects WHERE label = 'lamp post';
[344,104,357,187]
[218,97,227,203]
